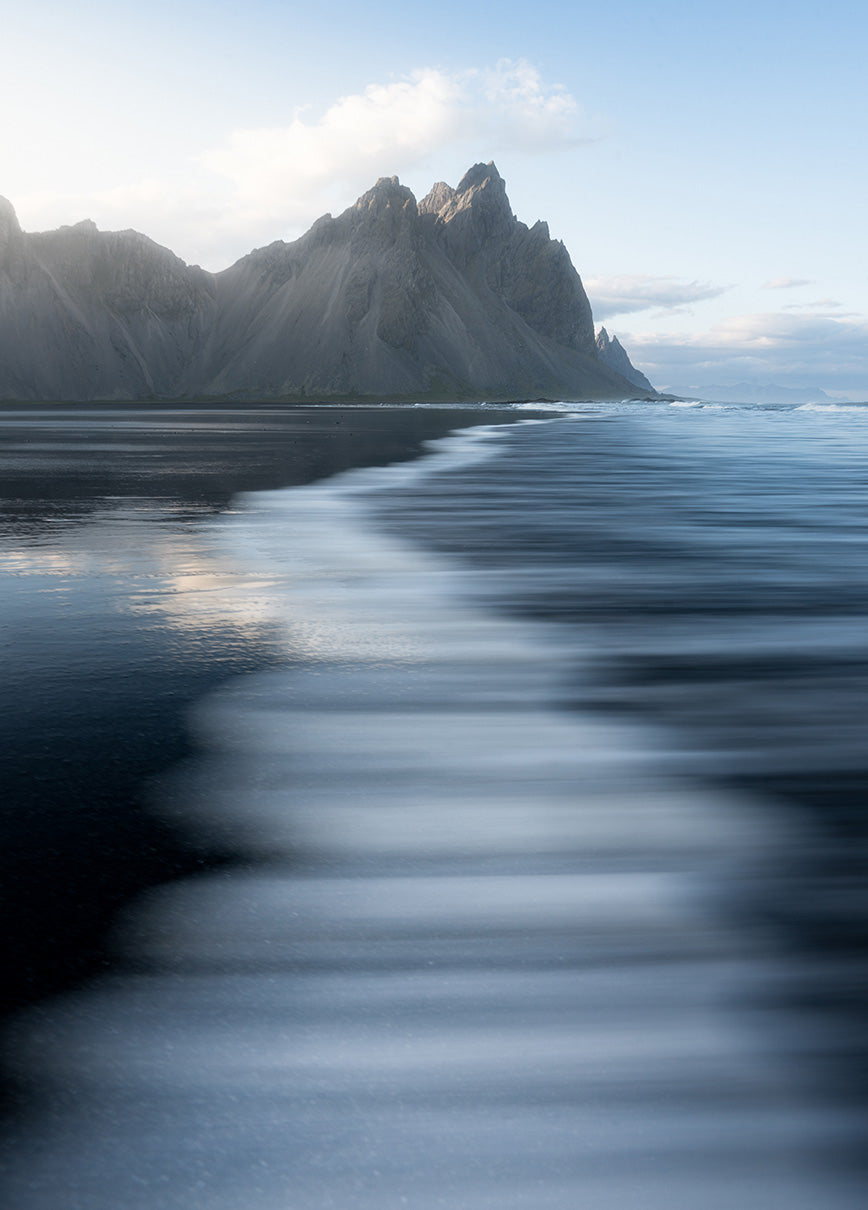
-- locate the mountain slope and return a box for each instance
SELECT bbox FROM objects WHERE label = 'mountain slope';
[0,167,652,402]
[0,198,215,401]
[595,326,654,393]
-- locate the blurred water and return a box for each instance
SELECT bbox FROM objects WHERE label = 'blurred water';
[1,400,866,1207]
[373,402,868,956]
[0,402,522,1011]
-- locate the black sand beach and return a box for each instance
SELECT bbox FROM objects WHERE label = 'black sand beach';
[0,402,528,1027]
[1,398,866,1208]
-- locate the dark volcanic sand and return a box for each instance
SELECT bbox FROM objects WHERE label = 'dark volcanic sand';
[0,403,528,1032]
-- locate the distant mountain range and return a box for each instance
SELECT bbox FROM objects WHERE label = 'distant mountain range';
[671,382,852,406]
[0,164,652,403]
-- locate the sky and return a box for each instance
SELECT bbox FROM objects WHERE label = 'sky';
[2,0,866,397]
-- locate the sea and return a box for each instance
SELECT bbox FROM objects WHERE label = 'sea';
[0,397,866,1208]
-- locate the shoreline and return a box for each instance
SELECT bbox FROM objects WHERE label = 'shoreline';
[0,403,533,1035]
[0,392,663,408]
[3,409,865,1207]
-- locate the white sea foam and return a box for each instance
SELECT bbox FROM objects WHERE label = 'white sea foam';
[669,399,726,408]
[512,399,585,413]
[796,401,868,413]
[1,415,865,1210]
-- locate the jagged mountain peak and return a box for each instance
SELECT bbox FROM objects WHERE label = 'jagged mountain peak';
[354,176,417,217]
[596,326,653,393]
[0,166,653,402]
[418,180,455,216]
[0,195,22,246]
[421,161,512,227]
[456,160,507,196]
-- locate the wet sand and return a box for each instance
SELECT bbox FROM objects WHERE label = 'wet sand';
[1,420,865,1207]
[0,402,525,1022]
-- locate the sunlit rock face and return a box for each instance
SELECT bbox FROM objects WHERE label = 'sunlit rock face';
[0,195,22,250]
[420,163,594,352]
[0,166,649,402]
[595,326,654,393]
[203,176,440,399]
[0,213,216,401]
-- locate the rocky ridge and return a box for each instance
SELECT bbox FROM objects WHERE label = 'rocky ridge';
[595,326,654,393]
[0,165,654,402]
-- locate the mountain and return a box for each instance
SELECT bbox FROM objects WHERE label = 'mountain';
[0,197,215,401]
[595,327,654,393]
[0,166,652,403]
[670,382,849,406]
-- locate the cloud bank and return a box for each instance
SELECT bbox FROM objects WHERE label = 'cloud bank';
[586,274,729,320]
[199,61,585,230]
[627,311,868,396]
[73,60,589,269]
[761,277,814,290]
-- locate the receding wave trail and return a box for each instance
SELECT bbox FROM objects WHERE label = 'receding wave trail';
[1,420,865,1209]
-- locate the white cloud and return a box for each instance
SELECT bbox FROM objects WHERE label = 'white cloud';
[626,310,868,395]
[193,60,590,260]
[477,60,582,147]
[198,69,468,228]
[783,298,854,316]
[585,274,729,320]
[22,60,590,270]
[761,276,814,290]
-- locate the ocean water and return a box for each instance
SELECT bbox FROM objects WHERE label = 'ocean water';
[0,398,866,1207]
[0,402,521,1014]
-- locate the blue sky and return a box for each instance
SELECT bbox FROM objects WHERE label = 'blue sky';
[3,0,866,396]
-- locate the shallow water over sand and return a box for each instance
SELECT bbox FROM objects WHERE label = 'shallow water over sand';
[0,402,521,1014]
[1,401,866,1206]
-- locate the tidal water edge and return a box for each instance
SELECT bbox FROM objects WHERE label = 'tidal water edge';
[0,402,523,1017]
[0,399,866,1207]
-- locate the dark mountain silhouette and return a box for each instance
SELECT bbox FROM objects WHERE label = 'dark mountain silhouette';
[0,166,653,402]
[595,326,653,393]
